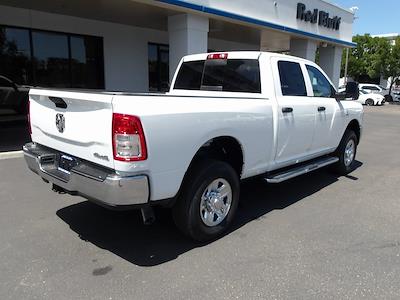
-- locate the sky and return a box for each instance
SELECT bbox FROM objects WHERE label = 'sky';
[330,0,398,35]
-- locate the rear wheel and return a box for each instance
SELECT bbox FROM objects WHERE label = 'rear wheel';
[365,99,374,106]
[332,130,358,175]
[172,159,240,242]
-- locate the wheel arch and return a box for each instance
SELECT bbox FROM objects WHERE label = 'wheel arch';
[188,136,245,177]
[345,119,361,144]
[171,136,244,205]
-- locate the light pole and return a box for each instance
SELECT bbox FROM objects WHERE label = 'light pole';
[344,48,349,84]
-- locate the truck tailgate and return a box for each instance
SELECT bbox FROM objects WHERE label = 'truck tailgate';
[29,89,115,169]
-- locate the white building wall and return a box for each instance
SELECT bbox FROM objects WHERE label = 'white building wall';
[319,45,343,88]
[290,38,317,61]
[168,14,209,80]
[166,0,354,45]
[208,39,258,51]
[0,5,169,92]
[0,5,258,92]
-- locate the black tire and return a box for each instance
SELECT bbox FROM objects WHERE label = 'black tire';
[172,159,240,242]
[365,99,374,106]
[332,130,358,175]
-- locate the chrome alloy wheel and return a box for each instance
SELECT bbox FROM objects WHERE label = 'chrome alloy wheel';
[344,139,355,167]
[200,178,232,227]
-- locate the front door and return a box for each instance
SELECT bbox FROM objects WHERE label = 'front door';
[304,64,346,153]
[272,59,316,167]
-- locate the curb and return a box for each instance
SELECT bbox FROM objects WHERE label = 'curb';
[0,151,24,160]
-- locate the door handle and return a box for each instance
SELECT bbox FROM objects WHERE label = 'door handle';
[318,106,326,112]
[49,96,68,109]
[282,107,293,113]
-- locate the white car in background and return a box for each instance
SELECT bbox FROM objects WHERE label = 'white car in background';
[357,90,385,106]
[358,84,387,95]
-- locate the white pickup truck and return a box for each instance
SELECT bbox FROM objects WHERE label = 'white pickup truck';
[24,51,363,241]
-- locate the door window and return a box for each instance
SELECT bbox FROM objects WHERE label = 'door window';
[277,61,307,96]
[306,65,334,97]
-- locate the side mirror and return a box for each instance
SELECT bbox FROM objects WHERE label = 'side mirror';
[334,91,347,101]
[345,81,359,100]
[335,81,359,101]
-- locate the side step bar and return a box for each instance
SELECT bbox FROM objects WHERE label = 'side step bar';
[265,156,339,183]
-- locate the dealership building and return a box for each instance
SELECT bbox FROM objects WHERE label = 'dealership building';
[0,0,355,93]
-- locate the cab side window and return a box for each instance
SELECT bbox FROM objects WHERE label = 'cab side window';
[306,65,334,97]
[278,61,307,96]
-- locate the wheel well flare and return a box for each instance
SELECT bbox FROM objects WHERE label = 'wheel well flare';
[190,136,244,177]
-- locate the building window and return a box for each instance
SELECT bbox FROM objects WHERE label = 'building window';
[0,25,104,89]
[32,31,70,88]
[70,36,104,89]
[148,43,169,92]
[0,27,33,85]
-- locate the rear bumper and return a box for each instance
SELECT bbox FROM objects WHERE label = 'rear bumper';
[23,142,149,207]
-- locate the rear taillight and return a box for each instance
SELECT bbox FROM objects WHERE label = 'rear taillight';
[27,99,32,135]
[112,113,147,161]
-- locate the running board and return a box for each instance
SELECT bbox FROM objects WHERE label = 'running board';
[265,157,339,183]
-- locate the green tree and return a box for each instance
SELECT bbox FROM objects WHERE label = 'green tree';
[341,34,390,81]
[382,37,400,95]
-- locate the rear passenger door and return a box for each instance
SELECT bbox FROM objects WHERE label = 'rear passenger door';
[272,58,316,167]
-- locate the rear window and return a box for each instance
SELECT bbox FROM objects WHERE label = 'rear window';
[173,61,204,91]
[174,59,261,93]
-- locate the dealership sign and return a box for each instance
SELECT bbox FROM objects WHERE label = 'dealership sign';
[296,3,341,30]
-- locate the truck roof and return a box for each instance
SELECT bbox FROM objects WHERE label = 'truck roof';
[182,51,311,63]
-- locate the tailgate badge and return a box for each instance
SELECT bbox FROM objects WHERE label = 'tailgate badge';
[94,153,109,161]
[55,114,65,133]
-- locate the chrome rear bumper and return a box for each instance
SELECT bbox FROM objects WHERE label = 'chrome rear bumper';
[23,143,149,207]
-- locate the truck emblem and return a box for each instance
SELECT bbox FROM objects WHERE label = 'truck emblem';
[55,113,65,133]
[93,153,109,161]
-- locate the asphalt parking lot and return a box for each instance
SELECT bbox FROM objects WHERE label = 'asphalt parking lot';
[1,105,400,299]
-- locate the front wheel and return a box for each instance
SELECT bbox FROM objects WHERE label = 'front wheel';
[332,130,358,175]
[172,159,240,242]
